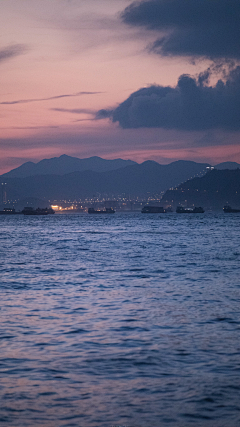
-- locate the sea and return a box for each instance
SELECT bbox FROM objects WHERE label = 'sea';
[0,212,240,427]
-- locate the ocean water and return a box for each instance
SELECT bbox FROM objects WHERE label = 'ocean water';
[0,213,240,427]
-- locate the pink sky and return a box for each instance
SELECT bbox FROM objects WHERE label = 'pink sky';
[0,0,239,174]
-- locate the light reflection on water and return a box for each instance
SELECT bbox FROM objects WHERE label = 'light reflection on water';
[0,213,240,426]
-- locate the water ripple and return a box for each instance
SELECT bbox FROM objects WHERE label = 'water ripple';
[0,213,239,426]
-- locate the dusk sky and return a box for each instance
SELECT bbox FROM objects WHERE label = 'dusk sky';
[1,0,240,174]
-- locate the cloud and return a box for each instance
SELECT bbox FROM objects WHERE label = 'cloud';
[0,92,101,105]
[42,2,137,52]
[51,108,96,115]
[51,107,115,121]
[98,66,240,131]
[95,109,113,120]
[0,44,28,63]
[1,126,59,130]
[121,0,240,60]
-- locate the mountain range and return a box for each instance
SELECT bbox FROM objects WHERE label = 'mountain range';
[1,155,137,178]
[1,157,210,201]
[2,155,239,180]
[1,155,240,204]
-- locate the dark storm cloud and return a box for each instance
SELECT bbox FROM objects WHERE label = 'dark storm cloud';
[0,92,101,105]
[98,66,240,131]
[121,0,240,60]
[0,44,28,63]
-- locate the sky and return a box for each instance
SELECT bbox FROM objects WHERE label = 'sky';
[0,0,240,174]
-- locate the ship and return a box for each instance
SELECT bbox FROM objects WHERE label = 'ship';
[223,205,240,213]
[141,206,165,213]
[176,206,205,213]
[88,207,115,214]
[22,207,55,215]
[0,207,22,215]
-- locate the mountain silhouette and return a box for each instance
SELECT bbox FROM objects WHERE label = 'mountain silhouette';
[214,161,240,170]
[162,169,240,210]
[1,159,210,201]
[2,155,137,178]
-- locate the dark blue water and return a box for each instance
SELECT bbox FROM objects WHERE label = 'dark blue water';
[0,213,240,426]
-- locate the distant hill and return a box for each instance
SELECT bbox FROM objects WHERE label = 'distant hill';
[162,169,240,210]
[214,162,240,170]
[1,155,137,178]
[3,156,239,180]
[1,160,210,202]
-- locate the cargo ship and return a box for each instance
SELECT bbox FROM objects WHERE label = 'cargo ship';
[223,205,240,213]
[0,208,22,215]
[22,207,55,215]
[88,208,115,214]
[141,206,165,213]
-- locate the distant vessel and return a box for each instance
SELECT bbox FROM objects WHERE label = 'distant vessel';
[88,207,115,214]
[0,208,21,215]
[176,206,205,213]
[22,207,55,215]
[223,205,240,213]
[141,206,165,213]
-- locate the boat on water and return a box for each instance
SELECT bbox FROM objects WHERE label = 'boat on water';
[88,207,115,214]
[176,206,205,213]
[0,207,22,215]
[22,207,55,216]
[223,205,240,213]
[141,206,166,213]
